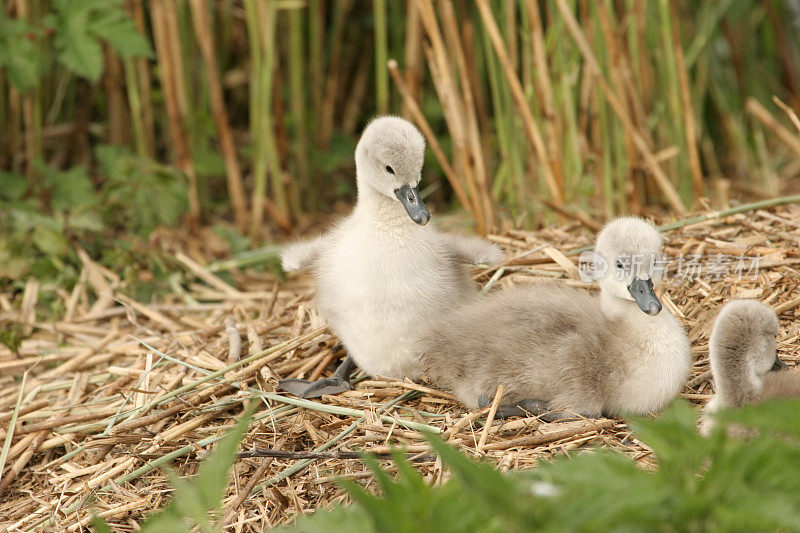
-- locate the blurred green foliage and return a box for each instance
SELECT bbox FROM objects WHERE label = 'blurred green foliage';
[281,400,800,533]
[0,145,187,286]
[46,0,153,81]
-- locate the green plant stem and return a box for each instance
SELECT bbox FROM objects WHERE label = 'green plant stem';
[247,391,420,495]
[568,194,800,254]
[0,373,27,480]
[244,0,267,239]
[123,57,147,157]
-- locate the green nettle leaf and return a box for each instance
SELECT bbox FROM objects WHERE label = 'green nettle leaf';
[32,225,69,256]
[90,516,113,533]
[0,326,23,355]
[67,209,104,232]
[0,171,29,201]
[194,403,256,511]
[50,0,152,81]
[42,165,96,211]
[88,4,153,58]
[138,505,191,533]
[277,401,800,532]
[0,13,37,91]
[95,144,188,236]
[128,403,257,533]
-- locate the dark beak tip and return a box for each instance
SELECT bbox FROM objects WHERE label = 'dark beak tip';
[395,184,430,225]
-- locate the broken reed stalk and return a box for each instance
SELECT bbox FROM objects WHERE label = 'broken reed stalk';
[772,96,800,134]
[480,419,615,451]
[746,98,800,160]
[439,0,494,227]
[388,59,474,214]
[189,0,249,233]
[415,0,487,234]
[478,384,504,450]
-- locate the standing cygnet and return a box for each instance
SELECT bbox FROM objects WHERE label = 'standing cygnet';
[699,300,796,434]
[279,116,503,398]
[415,217,691,420]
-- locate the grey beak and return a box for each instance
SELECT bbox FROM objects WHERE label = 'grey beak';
[394,184,430,226]
[772,357,788,371]
[628,277,662,316]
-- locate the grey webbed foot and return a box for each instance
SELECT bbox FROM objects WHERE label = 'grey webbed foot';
[477,396,551,419]
[278,354,356,399]
[477,396,583,421]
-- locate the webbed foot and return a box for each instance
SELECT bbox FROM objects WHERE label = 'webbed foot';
[278,376,352,398]
[477,396,580,421]
[278,354,356,399]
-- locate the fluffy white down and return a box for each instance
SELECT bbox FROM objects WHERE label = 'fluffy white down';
[280,116,502,380]
[608,301,691,414]
[313,198,482,379]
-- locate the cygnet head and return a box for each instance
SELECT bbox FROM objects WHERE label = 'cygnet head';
[354,116,430,225]
[709,300,784,406]
[594,217,664,316]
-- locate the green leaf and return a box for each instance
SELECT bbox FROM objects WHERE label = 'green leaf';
[0,13,37,91]
[280,504,375,533]
[194,402,257,510]
[95,144,188,235]
[50,0,151,81]
[89,7,153,58]
[139,504,191,533]
[0,325,23,355]
[166,468,213,533]
[67,209,104,232]
[0,171,28,201]
[32,225,68,256]
[91,516,113,533]
[40,164,96,211]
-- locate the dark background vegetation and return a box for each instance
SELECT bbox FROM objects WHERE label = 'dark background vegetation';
[2,0,800,299]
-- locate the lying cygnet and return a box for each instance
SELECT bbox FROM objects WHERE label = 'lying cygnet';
[699,300,797,434]
[279,116,503,398]
[415,217,691,420]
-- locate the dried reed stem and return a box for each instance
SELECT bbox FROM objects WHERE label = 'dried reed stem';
[189,0,249,232]
[555,0,686,214]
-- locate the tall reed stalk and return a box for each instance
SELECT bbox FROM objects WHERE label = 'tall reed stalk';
[3,0,799,237]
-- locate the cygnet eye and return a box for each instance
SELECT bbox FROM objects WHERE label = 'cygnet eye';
[385,165,395,174]
[615,260,624,269]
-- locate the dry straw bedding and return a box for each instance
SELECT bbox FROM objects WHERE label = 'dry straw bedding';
[1,205,799,531]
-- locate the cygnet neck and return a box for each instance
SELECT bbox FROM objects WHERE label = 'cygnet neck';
[355,168,413,225]
[712,350,761,408]
[600,290,644,322]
